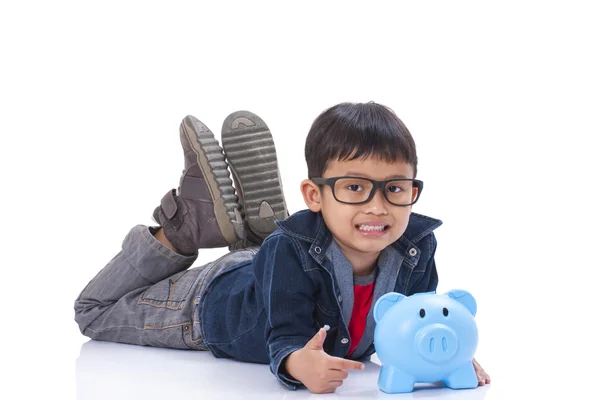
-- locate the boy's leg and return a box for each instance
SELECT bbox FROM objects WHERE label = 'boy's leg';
[74,116,246,349]
[74,225,198,349]
[221,111,289,246]
[74,225,257,350]
[75,225,256,350]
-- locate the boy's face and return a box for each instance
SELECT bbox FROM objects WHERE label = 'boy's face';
[302,157,416,262]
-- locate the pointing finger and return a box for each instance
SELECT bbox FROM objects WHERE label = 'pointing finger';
[331,357,365,371]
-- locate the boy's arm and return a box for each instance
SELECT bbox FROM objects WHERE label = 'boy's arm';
[252,233,318,389]
[253,234,363,391]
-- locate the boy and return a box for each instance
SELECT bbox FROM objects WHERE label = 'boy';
[74,103,490,393]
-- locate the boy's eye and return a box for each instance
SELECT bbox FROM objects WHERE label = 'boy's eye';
[347,184,363,192]
[387,185,403,193]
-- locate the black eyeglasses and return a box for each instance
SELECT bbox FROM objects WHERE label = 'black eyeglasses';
[311,176,423,206]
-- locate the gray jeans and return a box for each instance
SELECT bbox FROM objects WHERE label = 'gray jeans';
[74,225,257,350]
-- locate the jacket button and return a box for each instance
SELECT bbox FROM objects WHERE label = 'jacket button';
[341,338,349,345]
[338,295,342,302]
[315,246,322,254]
[409,248,417,256]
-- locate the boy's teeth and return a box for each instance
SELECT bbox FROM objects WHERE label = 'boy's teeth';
[359,225,385,231]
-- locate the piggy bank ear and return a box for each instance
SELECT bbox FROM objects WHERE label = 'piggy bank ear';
[445,289,477,316]
[374,292,406,324]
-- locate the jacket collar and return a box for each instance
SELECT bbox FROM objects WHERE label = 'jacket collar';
[275,210,332,265]
[276,209,443,265]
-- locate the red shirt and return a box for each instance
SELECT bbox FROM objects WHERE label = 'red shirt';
[346,281,376,356]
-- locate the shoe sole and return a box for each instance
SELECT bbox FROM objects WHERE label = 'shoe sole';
[221,111,288,239]
[180,116,245,243]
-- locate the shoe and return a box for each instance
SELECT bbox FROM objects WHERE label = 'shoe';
[221,111,288,243]
[153,115,245,254]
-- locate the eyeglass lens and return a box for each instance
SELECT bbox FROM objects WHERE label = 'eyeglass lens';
[333,178,418,205]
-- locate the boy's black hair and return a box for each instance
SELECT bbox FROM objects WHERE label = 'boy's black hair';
[305,102,418,178]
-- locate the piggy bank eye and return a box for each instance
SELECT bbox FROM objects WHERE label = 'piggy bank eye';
[419,309,426,318]
[443,307,449,316]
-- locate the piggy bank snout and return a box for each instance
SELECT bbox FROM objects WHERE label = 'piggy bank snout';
[415,324,458,363]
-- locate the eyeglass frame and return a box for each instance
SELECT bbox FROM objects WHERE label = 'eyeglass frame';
[310,176,424,206]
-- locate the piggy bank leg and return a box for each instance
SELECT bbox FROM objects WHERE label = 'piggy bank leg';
[443,362,478,390]
[378,365,416,393]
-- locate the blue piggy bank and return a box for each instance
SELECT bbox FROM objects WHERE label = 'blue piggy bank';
[373,290,479,393]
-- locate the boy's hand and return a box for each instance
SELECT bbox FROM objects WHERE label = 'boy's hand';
[284,328,365,394]
[473,358,491,385]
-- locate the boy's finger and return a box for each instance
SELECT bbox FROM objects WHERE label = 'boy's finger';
[328,369,349,381]
[330,357,365,370]
[305,328,328,350]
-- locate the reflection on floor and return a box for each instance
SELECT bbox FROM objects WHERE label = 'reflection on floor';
[76,340,491,399]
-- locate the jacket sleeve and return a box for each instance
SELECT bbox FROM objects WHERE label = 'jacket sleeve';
[409,232,439,295]
[253,233,317,389]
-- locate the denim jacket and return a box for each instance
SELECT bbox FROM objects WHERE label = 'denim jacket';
[198,209,442,389]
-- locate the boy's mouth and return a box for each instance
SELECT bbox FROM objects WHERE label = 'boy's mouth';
[356,224,390,232]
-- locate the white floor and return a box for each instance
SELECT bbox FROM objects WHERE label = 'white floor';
[76,340,493,400]
[72,335,590,400]
[6,323,592,400]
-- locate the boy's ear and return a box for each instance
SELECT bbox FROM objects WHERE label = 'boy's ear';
[300,179,322,212]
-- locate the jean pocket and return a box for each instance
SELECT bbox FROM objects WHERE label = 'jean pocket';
[138,269,200,310]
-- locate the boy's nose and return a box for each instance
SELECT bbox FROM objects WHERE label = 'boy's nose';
[364,188,388,214]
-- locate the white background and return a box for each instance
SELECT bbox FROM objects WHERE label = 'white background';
[1,1,599,399]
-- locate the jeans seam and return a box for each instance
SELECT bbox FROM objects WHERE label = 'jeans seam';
[137,269,202,309]
[137,294,185,309]
[87,321,192,332]
[168,270,190,303]
[143,321,190,329]
[87,325,144,333]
